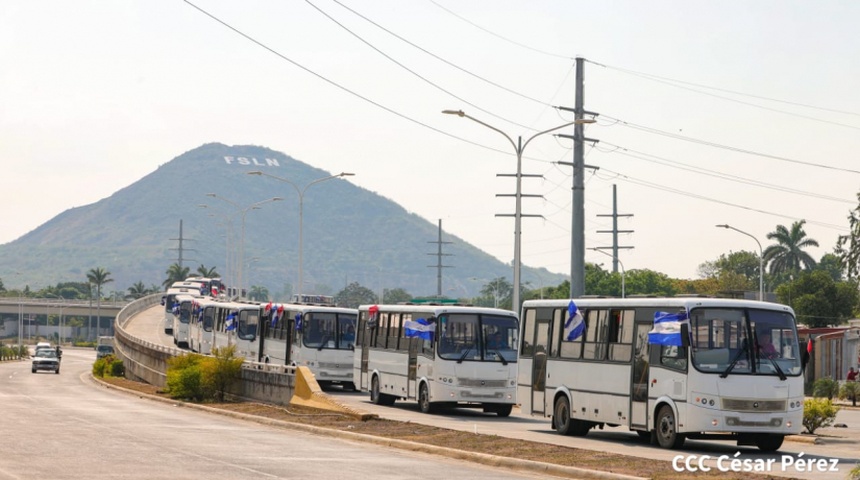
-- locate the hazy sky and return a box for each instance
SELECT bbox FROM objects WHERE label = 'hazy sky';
[2,1,858,284]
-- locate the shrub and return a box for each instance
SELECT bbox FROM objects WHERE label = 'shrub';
[813,377,840,399]
[166,352,206,401]
[92,354,124,378]
[201,345,244,402]
[802,398,840,434]
[839,382,860,406]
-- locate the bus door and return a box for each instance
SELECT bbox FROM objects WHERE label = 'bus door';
[407,337,419,398]
[359,316,370,391]
[630,321,652,430]
[284,316,295,365]
[530,317,551,415]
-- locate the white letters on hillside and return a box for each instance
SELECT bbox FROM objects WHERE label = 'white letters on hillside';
[223,156,281,167]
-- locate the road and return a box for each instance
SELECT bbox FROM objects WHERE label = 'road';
[130,305,860,479]
[0,349,548,480]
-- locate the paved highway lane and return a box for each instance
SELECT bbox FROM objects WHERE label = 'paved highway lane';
[130,305,860,479]
[0,350,549,480]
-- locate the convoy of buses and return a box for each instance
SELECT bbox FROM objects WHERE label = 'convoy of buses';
[160,277,808,452]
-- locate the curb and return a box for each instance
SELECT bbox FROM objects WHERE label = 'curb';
[92,375,647,480]
[785,434,822,445]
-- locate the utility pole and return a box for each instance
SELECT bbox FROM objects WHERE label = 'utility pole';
[169,220,196,268]
[557,57,599,298]
[595,184,634,273]
[427,219,453,298]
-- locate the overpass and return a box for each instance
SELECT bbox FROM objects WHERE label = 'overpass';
[0,298,126,341]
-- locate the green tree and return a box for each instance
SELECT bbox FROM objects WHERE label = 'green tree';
[334,282,377,308]
[763,220,819,276]
[127,281,150,300]
[816,253,844,282]
[624,269,676,296]
[478,277,512,308]
[163,263,191,289]
[86,267,113,340]
[775,270,859,327]
[382,287,412,304]
[195,265,219,278]
[836,191,860,280]
[248,285,269,302]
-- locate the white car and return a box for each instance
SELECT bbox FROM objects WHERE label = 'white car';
[32,349,60,374]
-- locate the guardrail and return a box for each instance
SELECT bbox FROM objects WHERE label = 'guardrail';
[113,295,298,404]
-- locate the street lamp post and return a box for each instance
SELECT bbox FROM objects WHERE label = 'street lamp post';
[247,171,355,298]
[716,224,764,301]
[205,194,283,297]
[590,248,626,298]
[199,205,237,292]
[443,109,595,313]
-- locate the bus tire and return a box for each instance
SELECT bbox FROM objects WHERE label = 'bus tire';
[754,434,784,452]
[370,375,383,405]
[494,404,513,417]
[418,383,436,414]
[553,396,574,435]
[655,405,685,449]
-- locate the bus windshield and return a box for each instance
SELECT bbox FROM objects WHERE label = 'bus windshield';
[304,312,357,350]
[202,307,214,332]
[690,307,801,376]
[178,302,192,324]
[438,313,518,363]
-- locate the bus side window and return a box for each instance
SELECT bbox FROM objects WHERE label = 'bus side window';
[520,308,536,358]
[660,345,687,371]
[608,309,634,362]
[583,309,607,360]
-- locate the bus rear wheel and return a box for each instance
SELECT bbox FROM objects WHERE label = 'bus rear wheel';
[655,405,685,449]
[554,396,574,435]
[754,434,784,452]
[370,375,394,406]
[418,383,436,414]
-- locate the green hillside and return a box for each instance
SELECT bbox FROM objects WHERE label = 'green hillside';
[0,143,565,298]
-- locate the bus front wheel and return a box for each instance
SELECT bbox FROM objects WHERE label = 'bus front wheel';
[371,375,394,406]
[418,383,436,414]
[754,434,784,452]
[656,405,685,449]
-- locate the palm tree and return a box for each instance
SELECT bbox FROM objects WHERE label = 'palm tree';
[248,285,269,302]
[86,267,113,341]
[196,264,220,278]
[763,220,819,276]
[127,281,150,300]
[163,263,191,289]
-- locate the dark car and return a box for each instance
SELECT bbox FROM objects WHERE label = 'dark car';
[32,349,60,374]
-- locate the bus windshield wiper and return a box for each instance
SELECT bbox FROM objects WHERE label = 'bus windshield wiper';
[720,345,748,378]
[457,344,474,363]
[489,349,508,366]
[759,352,787,381]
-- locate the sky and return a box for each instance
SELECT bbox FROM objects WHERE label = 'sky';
[2,1,859,286]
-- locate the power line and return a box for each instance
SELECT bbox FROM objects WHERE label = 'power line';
[586,59,860,119]
[599,114,860,175]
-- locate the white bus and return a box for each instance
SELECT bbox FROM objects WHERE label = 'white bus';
[171,294,197,348]
[353,303,519,416]
[260,302,358,389]
[210,300,262,361]
[188,297,219,354]
[519,297,807,451]
[161,285,202,334]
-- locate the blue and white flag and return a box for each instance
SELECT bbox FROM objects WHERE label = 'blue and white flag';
[647,311,689,346]
[171,302,180,315]
[295,313,303,332]
[404,317,435,341]
[563,300,586,341]
[225,312,237,331]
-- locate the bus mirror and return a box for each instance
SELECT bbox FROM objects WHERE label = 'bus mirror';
[680,323,690,348]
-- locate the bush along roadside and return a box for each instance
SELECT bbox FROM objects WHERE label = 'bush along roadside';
[92,354,125,378]
[165,345,244,403]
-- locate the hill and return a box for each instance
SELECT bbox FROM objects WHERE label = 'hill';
[0,143,565,299]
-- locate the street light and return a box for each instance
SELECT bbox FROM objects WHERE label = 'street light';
[590,248,626,298]
[716,224,764,301]
[443,109,596,312]
[247,171,355,297]
[205,194,283,297]
[199,205,237,291]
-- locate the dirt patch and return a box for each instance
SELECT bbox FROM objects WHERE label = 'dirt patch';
[99,376,802,480]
